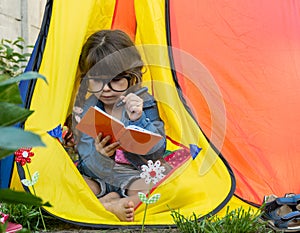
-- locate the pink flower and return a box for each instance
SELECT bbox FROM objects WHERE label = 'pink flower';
[14,147,34,166]
[0,212,9,224]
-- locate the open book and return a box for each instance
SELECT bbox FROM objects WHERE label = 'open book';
[76,106,163,155]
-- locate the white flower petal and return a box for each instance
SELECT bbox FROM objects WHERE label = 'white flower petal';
[147,160,154,167]
[140,172,147,179]
[141,165,148,171]
[145,177,152,184]
[159,166,166,172]
[154,160,161,167]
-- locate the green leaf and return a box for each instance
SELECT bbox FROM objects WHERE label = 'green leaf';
[0,189,51,207]
[0,71,47,86]
[31,171,39,184]
[21,171,39,187]
[3,39,12,44]
[23,53,32,57]
[147,193,161,204]
[6,47,13,57]
[0,148,15,160]
[0,73,10,81]
[0,127,45,149]
[12,52,24,58]
[0,102,33,126]
[21,179,34,187]
[0,82,22,104]
[138,192,148,203]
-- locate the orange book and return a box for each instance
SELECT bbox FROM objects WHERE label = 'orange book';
[76,106,163,155]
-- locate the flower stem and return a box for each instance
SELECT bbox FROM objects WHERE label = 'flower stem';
[141,203,149,233]
[25,165,47,231]
[141,183,153,233]
[25,165,36,195]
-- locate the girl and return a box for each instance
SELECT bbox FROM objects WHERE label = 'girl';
[74,30,168,221]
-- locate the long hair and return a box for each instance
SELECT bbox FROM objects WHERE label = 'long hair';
[64,30,144,149]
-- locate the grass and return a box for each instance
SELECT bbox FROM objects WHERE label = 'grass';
[170,206,277,233]
[0,203,43,232]
[1,203,279,233]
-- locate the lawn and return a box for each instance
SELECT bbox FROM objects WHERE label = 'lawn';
[1,205,279,233]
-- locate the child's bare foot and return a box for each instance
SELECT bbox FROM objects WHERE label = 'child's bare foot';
[99,192,120,203]
[103,199,135,222]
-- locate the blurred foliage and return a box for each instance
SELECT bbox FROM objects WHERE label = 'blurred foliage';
[0,37,49,232]
[0,37,32,78]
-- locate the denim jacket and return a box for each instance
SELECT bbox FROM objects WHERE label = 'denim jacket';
[77,92,166,180]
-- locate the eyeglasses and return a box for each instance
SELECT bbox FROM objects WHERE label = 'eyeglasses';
[83,74,132,93]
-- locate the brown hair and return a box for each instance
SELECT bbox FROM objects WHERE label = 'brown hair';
[64,30,144,154]
[76,30,144,107]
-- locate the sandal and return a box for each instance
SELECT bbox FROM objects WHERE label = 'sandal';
[263,194,300,217]
[283,193,300,211]
[262,194,300,232]
[271,211,300,232]
[263,195,294,221]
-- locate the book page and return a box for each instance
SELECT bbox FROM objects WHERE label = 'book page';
[125,125,160,135]
[76,106,163,154]
[119,127,162,155]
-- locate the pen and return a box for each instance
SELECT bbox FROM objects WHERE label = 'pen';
[116,87,148,107]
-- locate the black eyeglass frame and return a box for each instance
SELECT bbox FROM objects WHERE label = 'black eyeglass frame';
[84,74,133,93]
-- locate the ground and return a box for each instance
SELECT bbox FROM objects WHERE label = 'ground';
[45,218,180,233]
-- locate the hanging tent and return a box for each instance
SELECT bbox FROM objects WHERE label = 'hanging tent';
[4,0,300,227]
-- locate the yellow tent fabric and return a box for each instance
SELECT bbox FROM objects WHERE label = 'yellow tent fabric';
[10,0,254,227]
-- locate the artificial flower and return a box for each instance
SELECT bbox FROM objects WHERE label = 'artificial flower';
[140,160,165,185]
[138,192,161,204]
[21,171,39,187]
[139,160,165,233]
[14,147,34,166]
[0,212,9,224]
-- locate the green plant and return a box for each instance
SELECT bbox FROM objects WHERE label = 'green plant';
[0,37,50,232]
[0,72,47,159]
[0,37,32,77]
[0,203,42,231]
[0,37,46,160]
[171,206,273,233]
[0,71,50,232]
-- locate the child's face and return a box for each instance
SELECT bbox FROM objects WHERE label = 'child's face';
[88,74,131,106]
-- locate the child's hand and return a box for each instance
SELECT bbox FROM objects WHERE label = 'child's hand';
[73,106,83,123]
[94,133,120,157]
[121,93,143,121]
